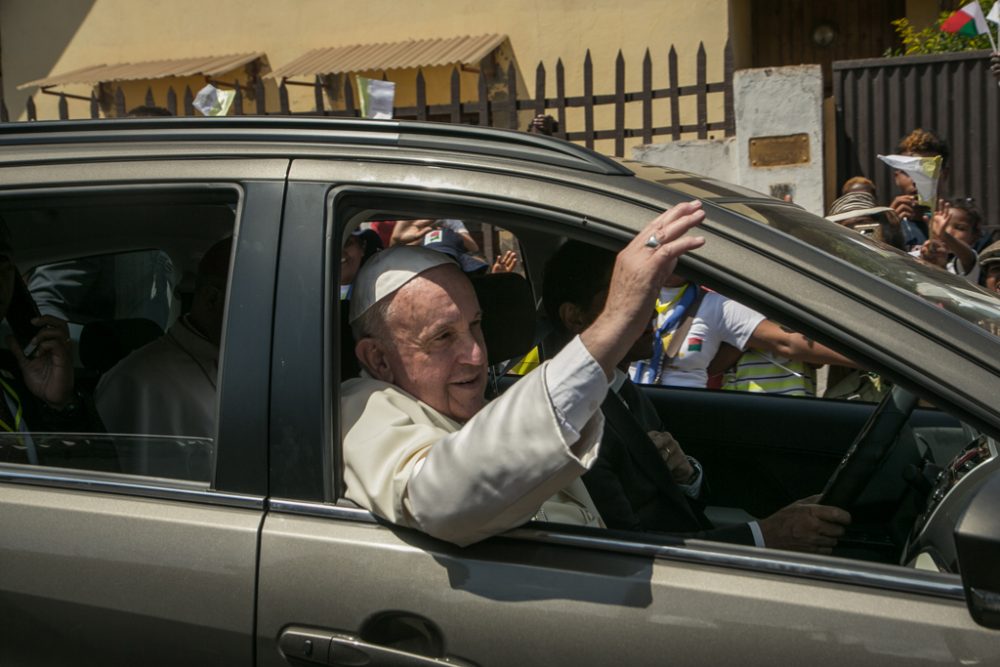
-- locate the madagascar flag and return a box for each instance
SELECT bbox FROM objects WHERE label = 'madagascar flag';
[941,1,990,36]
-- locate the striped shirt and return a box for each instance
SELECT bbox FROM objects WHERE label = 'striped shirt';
[722,351,816,397]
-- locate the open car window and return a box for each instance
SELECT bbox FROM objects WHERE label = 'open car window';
[327,200,1000,583]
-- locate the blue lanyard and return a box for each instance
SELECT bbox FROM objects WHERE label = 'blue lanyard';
[632,284,698,384]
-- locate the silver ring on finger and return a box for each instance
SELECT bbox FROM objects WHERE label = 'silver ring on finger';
[644,234,661,249]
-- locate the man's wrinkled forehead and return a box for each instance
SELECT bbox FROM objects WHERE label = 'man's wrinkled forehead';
[349,244,457,323]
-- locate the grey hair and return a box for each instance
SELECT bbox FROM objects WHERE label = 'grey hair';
[351,295,394,344]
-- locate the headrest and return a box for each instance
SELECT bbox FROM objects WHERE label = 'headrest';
[471,272,535,366]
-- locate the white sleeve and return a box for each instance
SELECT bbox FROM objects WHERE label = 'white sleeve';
[719,296,766,351]
[677,457,705,498]
[438,219,469,234]
[544,334,610,445]
[343,336,609,547]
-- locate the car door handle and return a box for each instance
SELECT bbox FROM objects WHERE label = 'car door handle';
[279,627,476,666]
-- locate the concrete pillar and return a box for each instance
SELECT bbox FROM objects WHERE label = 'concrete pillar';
[631,63,825,216]
[732,64,824,215]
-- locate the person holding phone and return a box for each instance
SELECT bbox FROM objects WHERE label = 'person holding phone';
[0,218,95,466]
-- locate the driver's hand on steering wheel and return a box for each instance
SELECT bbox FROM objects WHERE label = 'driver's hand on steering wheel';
[757,494,852,554]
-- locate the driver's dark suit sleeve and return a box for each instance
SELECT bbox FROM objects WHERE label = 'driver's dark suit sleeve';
[582,380,755,546]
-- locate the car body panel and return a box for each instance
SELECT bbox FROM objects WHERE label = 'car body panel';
[257,506,1000,667]
[0,482,261,666]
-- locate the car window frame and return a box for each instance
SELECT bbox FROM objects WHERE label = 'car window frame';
[0,178,281,504]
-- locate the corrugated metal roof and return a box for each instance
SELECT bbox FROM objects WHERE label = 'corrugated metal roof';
[267,34,507,80]
[19,53,268,89]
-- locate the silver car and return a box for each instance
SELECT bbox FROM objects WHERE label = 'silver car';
[1,118,998,666]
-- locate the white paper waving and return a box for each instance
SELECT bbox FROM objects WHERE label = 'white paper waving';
[357,76,396,119]
[193,84,236,117]
[877,154,943,207]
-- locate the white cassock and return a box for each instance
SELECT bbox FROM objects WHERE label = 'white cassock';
[342,335,609,547]
[96,316,218,440]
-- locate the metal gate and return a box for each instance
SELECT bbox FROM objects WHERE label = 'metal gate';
[834,49,998,236]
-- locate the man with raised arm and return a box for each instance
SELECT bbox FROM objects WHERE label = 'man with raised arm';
[341,203,706,546]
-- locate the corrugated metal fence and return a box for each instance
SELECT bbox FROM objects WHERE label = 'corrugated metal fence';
[834,49,999,229]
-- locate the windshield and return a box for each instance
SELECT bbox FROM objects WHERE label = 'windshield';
[716,201,1000,337]
[620,159,1000,338]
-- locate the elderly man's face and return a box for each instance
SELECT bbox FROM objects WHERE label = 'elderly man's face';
[381,264,488,422]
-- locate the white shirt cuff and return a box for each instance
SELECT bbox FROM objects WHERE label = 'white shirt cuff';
[748,520,765,547]
[678,457,704,498]
[543,335,610,442]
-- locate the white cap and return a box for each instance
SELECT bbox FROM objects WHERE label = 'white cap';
[348,245,457,323]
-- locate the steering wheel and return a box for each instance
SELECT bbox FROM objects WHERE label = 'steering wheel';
[819,384,918,510]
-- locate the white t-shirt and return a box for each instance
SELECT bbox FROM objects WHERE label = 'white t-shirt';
[631,287,765,388]
[437,219,469,234]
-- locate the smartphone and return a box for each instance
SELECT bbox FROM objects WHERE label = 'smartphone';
[7,271,42,357]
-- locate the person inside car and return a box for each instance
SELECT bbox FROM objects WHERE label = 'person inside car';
[543,241,852,553]
[341,203,706,546]
[96,237,231,440]
[0,217,100,466]
[629,273,854,390]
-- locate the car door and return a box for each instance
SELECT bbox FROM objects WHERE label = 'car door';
[257,156,1000,667]
[0,154,286,665]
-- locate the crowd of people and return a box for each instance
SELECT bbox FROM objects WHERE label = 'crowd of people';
[829,128,998,286]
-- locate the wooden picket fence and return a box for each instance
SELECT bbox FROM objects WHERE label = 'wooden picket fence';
[10,40,735,155]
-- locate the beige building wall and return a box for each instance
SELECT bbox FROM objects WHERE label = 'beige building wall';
[2,0,731,155]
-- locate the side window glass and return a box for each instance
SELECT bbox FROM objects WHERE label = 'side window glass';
[0,193,236,483]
